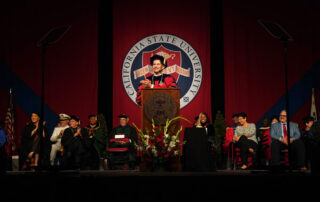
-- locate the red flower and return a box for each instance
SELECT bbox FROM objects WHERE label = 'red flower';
[145,157,152,162]
[164,152,170,158]
[156,136,163,143]
[158,142,165,148]
[147,147,152,153]
[149,131,155,137]
[158,132,164,138]
[152,126,159,130]
[157,151,163,156]
[148,139,155,146]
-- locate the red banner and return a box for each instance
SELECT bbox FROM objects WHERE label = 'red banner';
[223,0,320,127]
[113,0,211,128]
[0,1,98,146]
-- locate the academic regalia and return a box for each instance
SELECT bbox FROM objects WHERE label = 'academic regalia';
[84,123,105,170]
[19,123,50,170]
[61,127,92,170]
[193,122,215,148]
[107,124,138,169]
[86,123,106,157]
[136,74,177,105]
[192,122,216,171]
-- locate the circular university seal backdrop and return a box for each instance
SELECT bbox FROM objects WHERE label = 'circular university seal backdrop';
[121,34,202,109]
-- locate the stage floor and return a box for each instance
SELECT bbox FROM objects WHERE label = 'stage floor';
[1,169,317,201]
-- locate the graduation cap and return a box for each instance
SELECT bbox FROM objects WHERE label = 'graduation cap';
[118,114,128,119]
[59,113,71,121]
[150,54,167,68]
[70,115,80,122]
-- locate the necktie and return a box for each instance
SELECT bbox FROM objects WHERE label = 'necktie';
[283,124,288,139]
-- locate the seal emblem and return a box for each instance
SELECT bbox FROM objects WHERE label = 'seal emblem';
[122,34,202,108]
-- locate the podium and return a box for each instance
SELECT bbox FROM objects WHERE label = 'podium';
[141,88,180,131]
[183,127,215,171]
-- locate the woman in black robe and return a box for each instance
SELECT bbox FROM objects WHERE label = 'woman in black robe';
[19,112,49,170]
[192,112,216,171]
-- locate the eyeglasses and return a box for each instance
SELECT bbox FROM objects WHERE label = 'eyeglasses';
[279,115,287,117]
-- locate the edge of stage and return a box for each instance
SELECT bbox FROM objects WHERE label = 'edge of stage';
[1,170,319,201]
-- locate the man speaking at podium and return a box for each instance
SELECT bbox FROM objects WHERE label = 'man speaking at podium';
[136,54,177,105]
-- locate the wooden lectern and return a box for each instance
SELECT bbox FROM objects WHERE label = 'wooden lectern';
[141,88,180,132]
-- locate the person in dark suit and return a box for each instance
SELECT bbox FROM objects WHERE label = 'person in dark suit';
[270,110,306,170]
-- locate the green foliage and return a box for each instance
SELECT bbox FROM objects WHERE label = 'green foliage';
[213,111,226,154]
[97,113,109,149]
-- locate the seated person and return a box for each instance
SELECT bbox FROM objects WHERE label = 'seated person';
[107,114,138,170]
[257,117,270,141]
[61,116,92,170]
[136,54,177,105]
[301,116,314,140]
[257,117,271,166]
[231,114,240,129]
[271,115,279,124]
[233,112,257,170]
[301,116,314,169]
[50,113,70,167]
[270,110,306,171]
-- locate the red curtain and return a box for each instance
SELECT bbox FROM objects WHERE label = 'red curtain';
[113,0,211,128]
[0,1,98,146]
[223,0,320,126]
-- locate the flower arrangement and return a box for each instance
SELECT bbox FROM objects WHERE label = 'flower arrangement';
[132,116,190,168]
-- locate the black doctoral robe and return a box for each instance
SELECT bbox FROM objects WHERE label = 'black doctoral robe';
[108,125,138,169]
[61,127,92,170]
[19,123,50,170]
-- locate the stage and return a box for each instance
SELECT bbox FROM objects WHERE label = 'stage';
[1,170,317,201]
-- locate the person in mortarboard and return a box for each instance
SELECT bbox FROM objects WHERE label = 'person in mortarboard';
[61,115,91,170]
[136,54,178,105]
[50,113,70,167]
[107,114,138,169]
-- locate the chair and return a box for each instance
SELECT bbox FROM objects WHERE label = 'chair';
[259,129,271,166]
[231,142,255,170]
[107,138,131,170]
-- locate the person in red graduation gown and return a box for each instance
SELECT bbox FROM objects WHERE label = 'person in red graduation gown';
[136,55,177,105]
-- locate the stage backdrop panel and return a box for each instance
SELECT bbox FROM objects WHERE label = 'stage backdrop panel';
[113,0,211,128]
[0,1,98,148]
[223,0,320,127]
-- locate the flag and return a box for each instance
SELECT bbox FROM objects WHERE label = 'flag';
[4,88,15,157]
[311,88,317,121]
